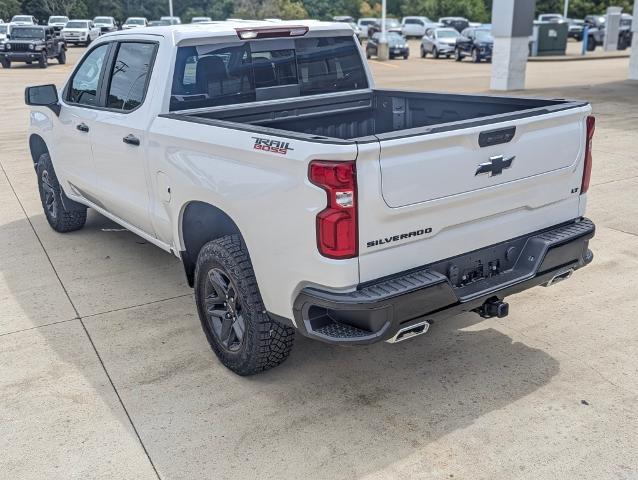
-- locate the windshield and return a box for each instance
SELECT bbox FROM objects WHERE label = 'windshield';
[94,17,113,24]
[437,30,458,38]
[384,19,400,27]
[12,16,32,22]
[66,21,88,28]
[126,19,145,25]
[475,29,492,41]
[49,17,68,23]
[11,27,43,39]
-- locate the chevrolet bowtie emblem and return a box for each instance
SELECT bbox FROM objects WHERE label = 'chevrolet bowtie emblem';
[475,155,515,177]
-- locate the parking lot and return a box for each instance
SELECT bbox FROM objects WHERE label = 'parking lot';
[1,44,637,479]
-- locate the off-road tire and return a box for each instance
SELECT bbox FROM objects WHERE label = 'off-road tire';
[38,51,48,68]
[36,153,87,232]
[194,235,295,375]
[57,48,66,64]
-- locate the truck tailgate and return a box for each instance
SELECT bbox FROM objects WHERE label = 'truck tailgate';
[357,106,591,283]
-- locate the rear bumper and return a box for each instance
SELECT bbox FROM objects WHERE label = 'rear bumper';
[287,218,595,345]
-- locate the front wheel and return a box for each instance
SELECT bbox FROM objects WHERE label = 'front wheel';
[454,48,463,61]
[420,45,426,58]
[433,46,439,59]
[0,58,10,68]
[36,153,87,232]
[472,48,481,63]
[57,48,66,64]
[38,51,48,68]
[194,235,295,375]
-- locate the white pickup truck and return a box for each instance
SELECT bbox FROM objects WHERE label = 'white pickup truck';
[25,21,596,375]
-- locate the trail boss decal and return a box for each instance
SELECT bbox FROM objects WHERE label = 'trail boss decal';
[367,228,433,248]
[252,137,294,155]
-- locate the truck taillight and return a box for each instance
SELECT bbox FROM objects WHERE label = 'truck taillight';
[309,160,358,259]
[581,115,595,194]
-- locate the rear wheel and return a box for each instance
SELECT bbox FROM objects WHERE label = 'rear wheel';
[57,48,66,64]
[36,153,87,232]
[194,235,295,376]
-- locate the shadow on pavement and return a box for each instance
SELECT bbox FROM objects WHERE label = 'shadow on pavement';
[0,212,561,479]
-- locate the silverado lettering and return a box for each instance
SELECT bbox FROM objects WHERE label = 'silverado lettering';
[367,228,433,248]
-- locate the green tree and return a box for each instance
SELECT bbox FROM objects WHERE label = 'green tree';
[0,0,20,20]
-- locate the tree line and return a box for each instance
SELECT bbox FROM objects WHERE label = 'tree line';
[0,0,634,26]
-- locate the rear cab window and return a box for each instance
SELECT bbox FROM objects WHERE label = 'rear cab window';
[170,35,368,111]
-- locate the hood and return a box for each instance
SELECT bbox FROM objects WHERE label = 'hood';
[63,28,88,32]
[437,37,457,45]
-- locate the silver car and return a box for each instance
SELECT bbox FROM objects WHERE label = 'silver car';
[420,27,460,59]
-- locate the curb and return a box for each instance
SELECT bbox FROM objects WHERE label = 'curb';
[528,53,631,62]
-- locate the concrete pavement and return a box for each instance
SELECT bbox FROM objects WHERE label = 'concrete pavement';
[1,45,637,479]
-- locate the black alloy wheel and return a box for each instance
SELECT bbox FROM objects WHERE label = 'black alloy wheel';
[203,268,246,353]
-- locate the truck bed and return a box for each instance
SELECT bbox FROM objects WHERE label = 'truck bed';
[170,89,585,141]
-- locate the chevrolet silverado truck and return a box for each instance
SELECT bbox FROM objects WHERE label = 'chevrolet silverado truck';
[24,21,596,375]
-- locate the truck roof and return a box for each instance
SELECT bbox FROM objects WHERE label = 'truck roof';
[102,20,355,45]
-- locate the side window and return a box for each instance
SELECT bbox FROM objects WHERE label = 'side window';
[106,42,157,111]
[372,33,380,41]
[68,44,109,106]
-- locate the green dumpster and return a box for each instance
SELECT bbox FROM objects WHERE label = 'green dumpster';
[535,22,568,56]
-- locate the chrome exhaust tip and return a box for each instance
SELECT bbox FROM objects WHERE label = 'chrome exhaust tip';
[387,320,430,343]
[544,268,574,287]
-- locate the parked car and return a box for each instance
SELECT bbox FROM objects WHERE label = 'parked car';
[122,17,148,29]
[567,18,584,40]
[61,20,100,46]
[366,31,409,59]
[356,17,377,38]
[191,17,212,23]
[0,25,65,68]
[161,16,181,25]
[10,15,36,26]
[93,16,118,33]
[367,18,401,37]
[584,13,633,51]
[332,16,354,23]
[420,27,459,58]
[24,21,595,376]
[538,13,565,22]
[148,20,171,27]
[438,17,469,33]
[455,27,493,62]
[0,23,11,41]
[47,16,69,35]
[401,16,436,38]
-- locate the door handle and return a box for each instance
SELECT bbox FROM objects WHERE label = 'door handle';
[76,123,89,133]
[123,134,140,146]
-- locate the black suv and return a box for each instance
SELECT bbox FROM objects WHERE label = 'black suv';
[0,25,66,68]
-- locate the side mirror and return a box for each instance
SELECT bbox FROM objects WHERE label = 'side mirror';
[25,84,60,116]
